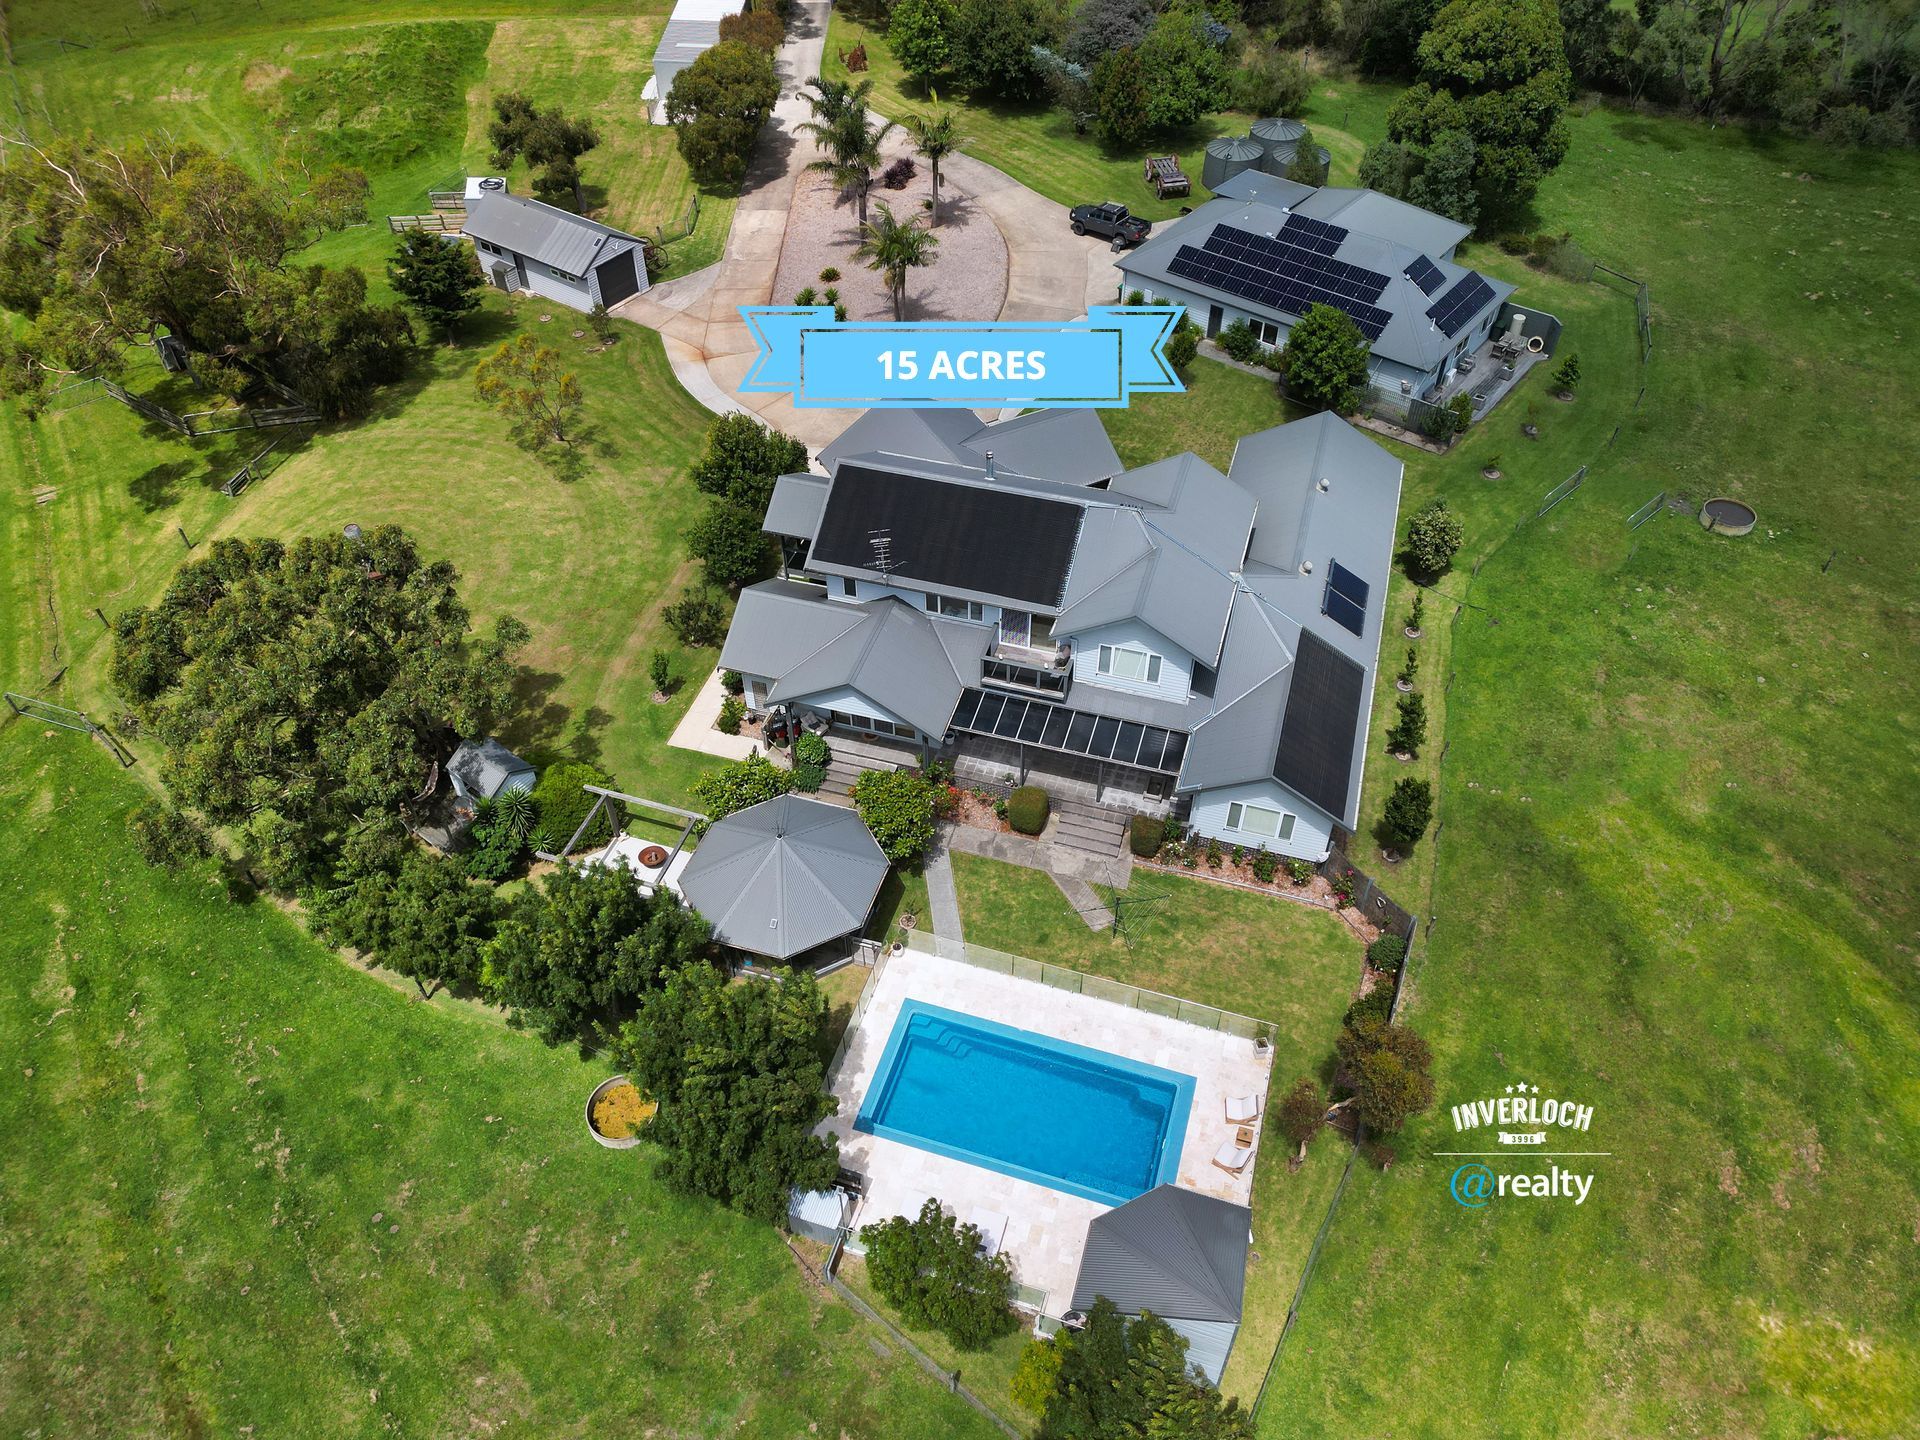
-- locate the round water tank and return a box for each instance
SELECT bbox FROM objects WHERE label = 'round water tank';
[1202,135,1264,191]
[1249,116,1307,161]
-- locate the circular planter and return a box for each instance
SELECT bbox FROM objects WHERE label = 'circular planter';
[1395,678,1414,693]
[1404,626,1424,640]
[1700,497,1756,537]
[586,1075,650,1150]
[1482,467,1503,480]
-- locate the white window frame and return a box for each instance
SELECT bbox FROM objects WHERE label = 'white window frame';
[925,593,987,623]
[1252,318,1283,347]
[1097,643,1162,684]
[1226,801,1295,841]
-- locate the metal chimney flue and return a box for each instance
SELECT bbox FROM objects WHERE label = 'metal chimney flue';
[984,450,996,479]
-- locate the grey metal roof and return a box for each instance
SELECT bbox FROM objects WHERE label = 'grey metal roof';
[960,409,1122,487]
[815,409,983,474]
[1208,170,1316,210]
[717,581,987,738]
[462,192,639,275]
[1070,1185,1252,1324]
[1116,193,1512,372]
[764,472,829,539]
[678,795,889,959]
[1175,413,1403,824]
[447,737,535,799]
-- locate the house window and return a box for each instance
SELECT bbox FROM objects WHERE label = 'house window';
[476,240,497,255]
[1097,643,1162,684]
[1226,801,1295,841]
[925,594,987,622]
[841,577,857,597]
[1251,319,1283,347]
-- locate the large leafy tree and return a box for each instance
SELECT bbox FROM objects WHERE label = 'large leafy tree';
[690,754,793,823]
[1134,4,1231,131]
[1335,1012,1436,1133]
[0,136,408,416]
[311,820,500,998]
[689,498,773,587]
[951,0,1061,101]
[850,769,939,865]
[474,334,585,449]
[1063,0,1154,67]
[388,230,485,344]
[862,1199,1019,1349]
[855,202,940,321]
[490,863,712,1047]
[110,528,527,888]
[1279,303,1372,414]
[616,961,841,1222]
[1036,1297,1255,1440]
[1373,0,1572,230]
[488,92,601,210]
[888,0,960,85]
[668,41,780,185]
[690,411,810,512]
[1092,48,1153,148]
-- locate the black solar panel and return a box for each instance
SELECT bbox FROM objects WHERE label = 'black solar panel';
[1272,631,1365,818]
[1167,221,1394,342]
[951,691,1189,775]
[1322,560,1370,638]
[1405,255,1444,296]
[1425,272,1495,338]
[812,462,1083,607]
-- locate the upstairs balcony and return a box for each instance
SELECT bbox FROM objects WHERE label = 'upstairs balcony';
[982,629,1072,699]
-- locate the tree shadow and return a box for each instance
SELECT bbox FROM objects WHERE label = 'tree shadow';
[540,439,593,484]
[128,459,198,513]
[505,666,572,753]
[1610,116,1686,153]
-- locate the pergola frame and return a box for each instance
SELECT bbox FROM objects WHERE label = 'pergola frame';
[535,784,706,878]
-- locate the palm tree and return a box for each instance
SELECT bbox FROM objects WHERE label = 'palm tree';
[906,108,961,228]
[801,101,897,227]
[802,75,872,128]
[856,203,940,321]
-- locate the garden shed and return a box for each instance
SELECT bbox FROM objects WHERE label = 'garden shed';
[462,185,649,313]
[677,795,889,960]
[446,737,538,807]
[1069,1184,1252,1384]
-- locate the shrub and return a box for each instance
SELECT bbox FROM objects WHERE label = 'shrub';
[127,801,212,870]
[1368,932,1408,971]
[1164,321,1199,375]
[691,753,791,821]
[1205,837,1223,868]
[1286,856,1313,885]
[1553,351,1581,393]
[1341,1019,1435,1133]
[1128,814,1165,857]
[790,761,826,792]
[649,651,672,695]
[1249,846,1277,883]
[1408,590,1425,634]
[792,732,831,768]
[663,583,729,647]
[720,668,745,695]
[852,768,939,863]
[1381,777,1433,847]
[794,285,818,305]
[531,761,618,853]
[881,156,917,189]
[1006,785,1050,835]
[1216,318,1262,364]
[1280,303,1371,413]
[1330,868,1356,906]
[819,266,840,282]
[1230,844,1244,866]
[863,1198,1019,1350]
[1387,692,1427,757]
[1276,1077,1324,1150]
[1345,985,1396,1029]
[1404,498,1464,580]
[1011,1337,1063,1415]
[716,694,747,735]
[1399,645,1418,685]
[1125,288,1148,305]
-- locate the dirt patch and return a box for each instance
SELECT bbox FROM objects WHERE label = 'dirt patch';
[771,136,1008,322]
[244,62,292,93]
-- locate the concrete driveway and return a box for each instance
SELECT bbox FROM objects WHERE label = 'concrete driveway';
[613,0,1116,451]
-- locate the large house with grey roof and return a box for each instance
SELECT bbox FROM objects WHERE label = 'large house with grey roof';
[717,406,1404,862]
[1115,170,1514,403]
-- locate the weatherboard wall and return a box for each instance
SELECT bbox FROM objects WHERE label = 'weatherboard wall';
[1066,619,1195,706]
[1185,775,1334,862]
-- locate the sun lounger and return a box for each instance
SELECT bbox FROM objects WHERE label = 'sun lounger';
[968,1207,1009,1258]
[1225,1093,1262,1125]
[1212,1139,1253,1174]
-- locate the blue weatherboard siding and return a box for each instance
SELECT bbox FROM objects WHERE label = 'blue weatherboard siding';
[854,1000,1194,1206]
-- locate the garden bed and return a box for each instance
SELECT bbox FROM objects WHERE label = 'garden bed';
[1133,856,1383,945]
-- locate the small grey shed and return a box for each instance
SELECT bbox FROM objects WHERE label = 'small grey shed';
[445,737,538,806]
[1069,1185,1254,1384]
[677,795,890,961]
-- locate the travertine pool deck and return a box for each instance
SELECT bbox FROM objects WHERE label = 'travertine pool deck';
[825,947,1272,1316]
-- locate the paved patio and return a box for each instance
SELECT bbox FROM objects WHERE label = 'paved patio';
[667,668,763,762]
[827,947,1272,1316]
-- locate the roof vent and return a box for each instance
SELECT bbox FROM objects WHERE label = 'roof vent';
[1300,559,1314,575]
[1317,477,1330,492]
[984,450,996,479]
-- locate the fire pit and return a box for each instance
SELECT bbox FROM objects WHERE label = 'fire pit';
[638,844,669,868]
[1700,497,1756,537]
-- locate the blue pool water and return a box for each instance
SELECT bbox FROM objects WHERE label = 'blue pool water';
[854,1001,1194,1205]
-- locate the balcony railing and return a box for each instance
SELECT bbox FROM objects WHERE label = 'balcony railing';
[981,656,1070,698]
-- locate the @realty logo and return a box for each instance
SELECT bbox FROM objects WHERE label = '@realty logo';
[1442,1080,1605,1208]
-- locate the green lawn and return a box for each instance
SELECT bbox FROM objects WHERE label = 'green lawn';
[0,730,1002,1439]
[1248,105,1920,1439]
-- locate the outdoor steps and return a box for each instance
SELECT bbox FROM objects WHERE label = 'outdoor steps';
[819,735,920,803]
[1049,797,1128,861]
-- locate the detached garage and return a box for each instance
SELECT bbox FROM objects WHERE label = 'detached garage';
[462,183,650,315]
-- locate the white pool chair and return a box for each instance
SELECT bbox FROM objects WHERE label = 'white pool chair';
[968,1207,1009,1257]
[1225,1093,1263,1125]
[1212,1139,1253,1174]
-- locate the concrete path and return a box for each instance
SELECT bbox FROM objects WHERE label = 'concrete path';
[666,668,763,761]
[924,838,964,945]
[613,0,1115,448]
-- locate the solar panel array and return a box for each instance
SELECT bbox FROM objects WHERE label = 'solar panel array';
[1272,631,1366,818]
[1425,272,1495,337]
[1321,559,1370,637]
[1404,254,1445,296]
[951,690,1190,775]
[1166,218,1394,341]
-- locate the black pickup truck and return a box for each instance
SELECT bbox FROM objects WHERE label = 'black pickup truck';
[1069,201,1152,250]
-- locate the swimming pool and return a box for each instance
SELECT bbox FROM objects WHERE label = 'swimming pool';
[853,1000,1194,1205]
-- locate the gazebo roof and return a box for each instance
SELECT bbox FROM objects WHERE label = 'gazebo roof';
[677,795,889,960]
[1070,1185,1252,1324]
